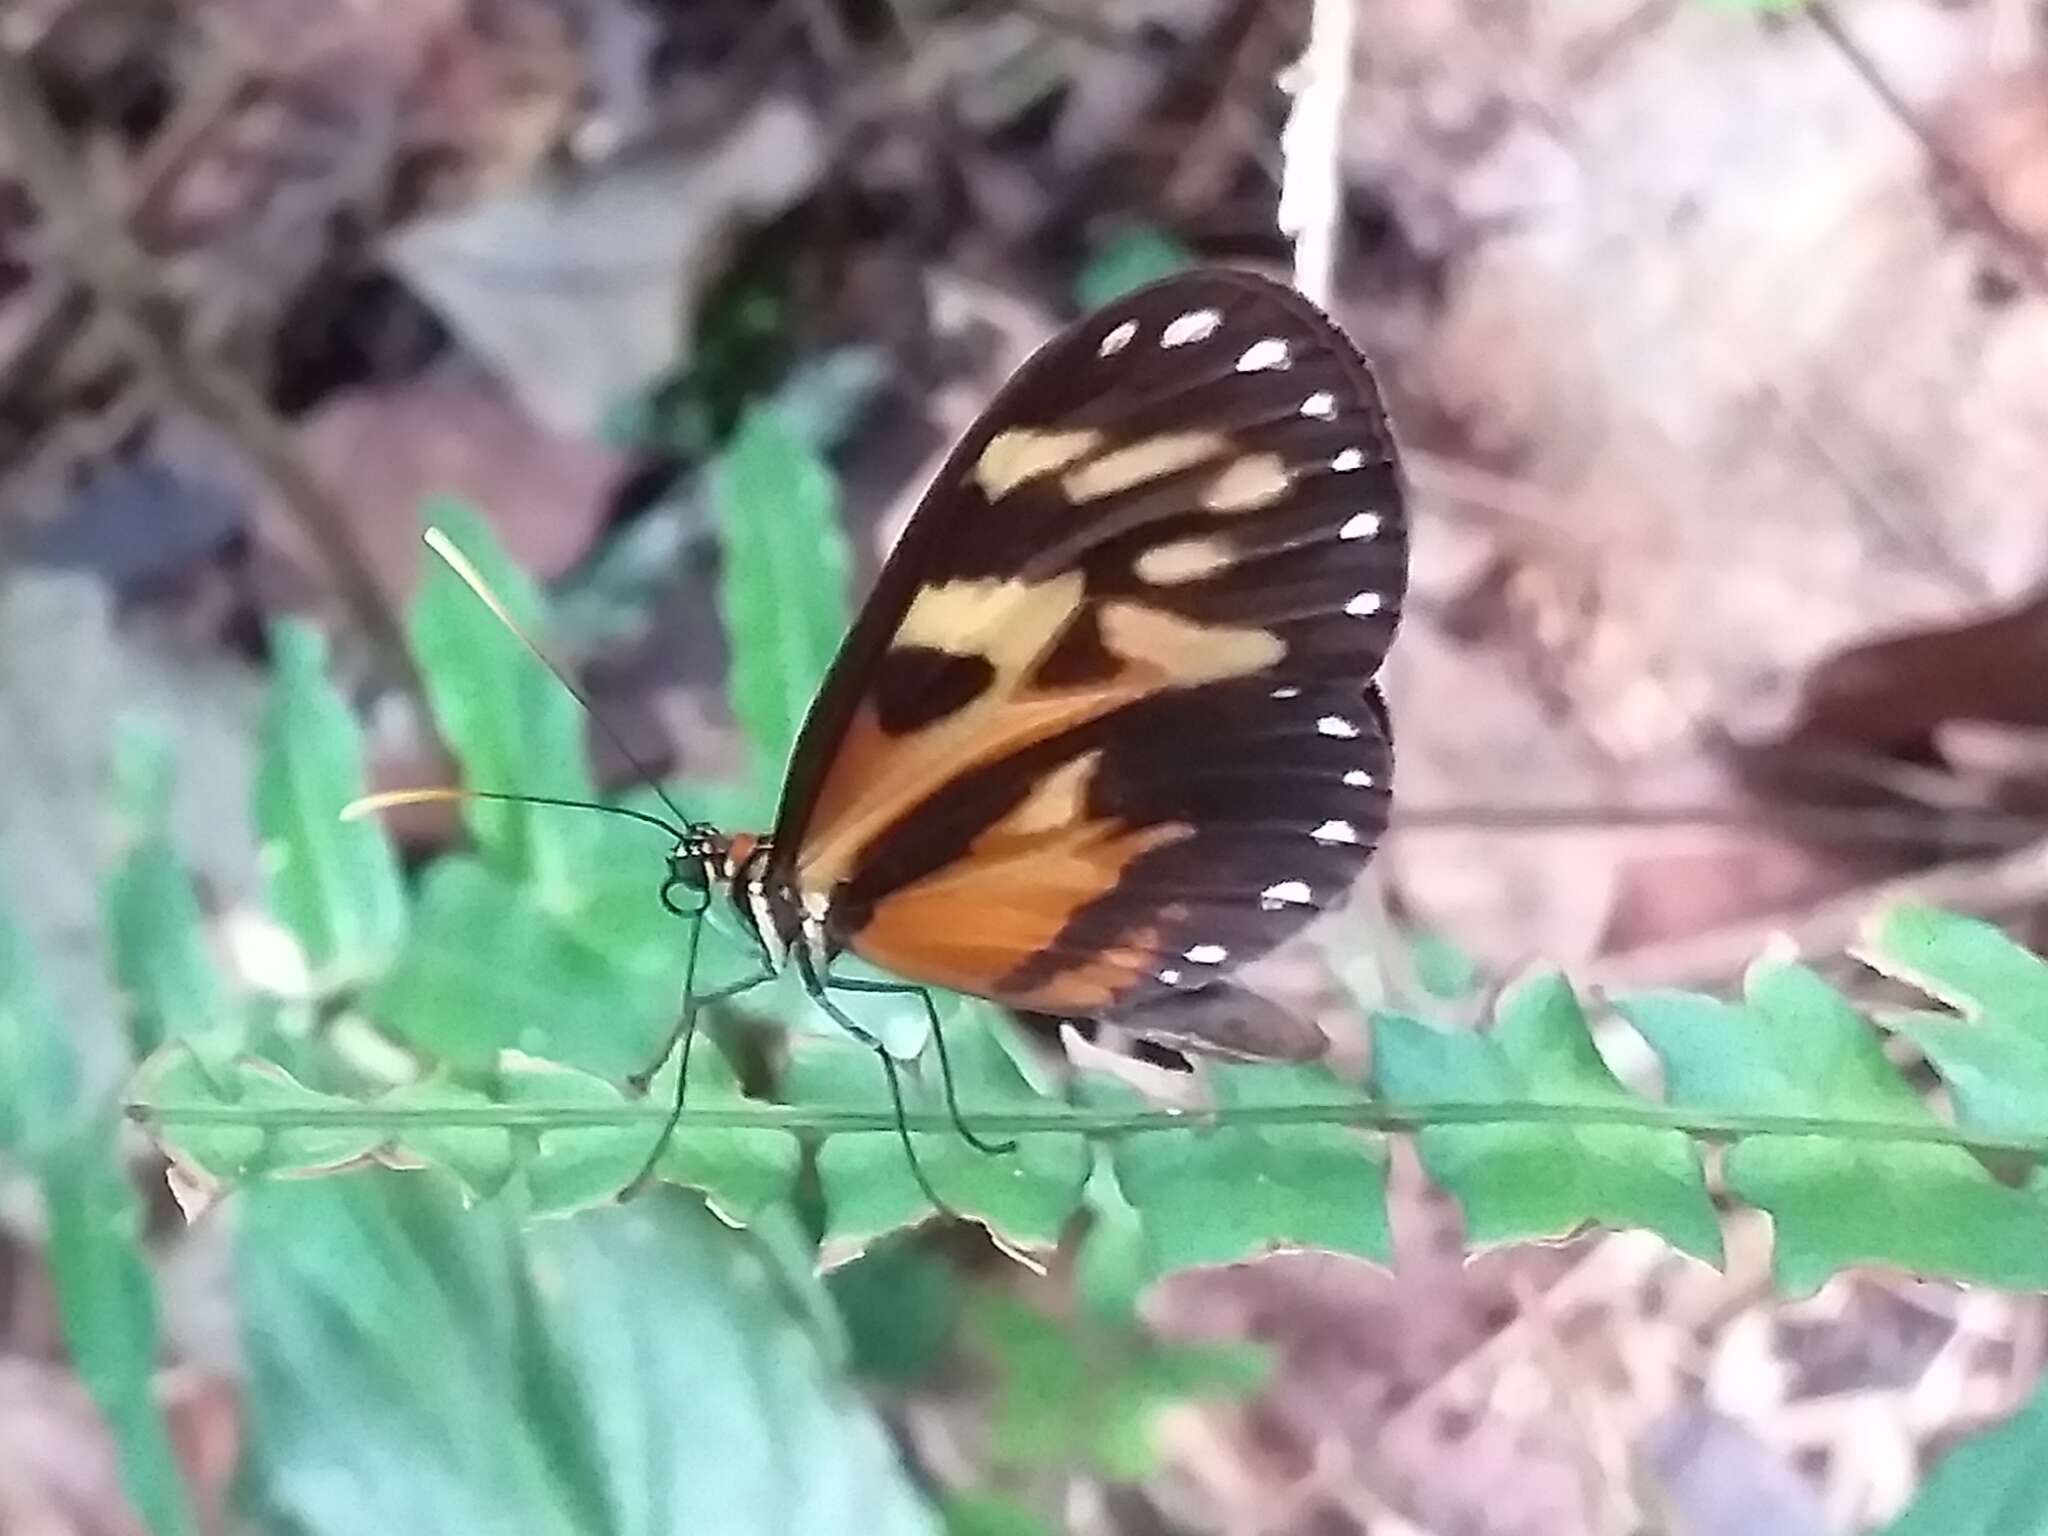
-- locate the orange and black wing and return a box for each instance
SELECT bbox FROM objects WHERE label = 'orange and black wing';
[765,269,1406,1018]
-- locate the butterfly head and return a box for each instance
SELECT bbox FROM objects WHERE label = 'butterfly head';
[660,824,736,918]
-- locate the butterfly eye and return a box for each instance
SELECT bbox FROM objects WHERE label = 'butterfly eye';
[661,876,709,919]
[661,849,711,918]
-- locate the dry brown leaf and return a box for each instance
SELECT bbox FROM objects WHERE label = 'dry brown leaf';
[1382,615,1631,975]
[1937,62,2048,253]
[1782,588,2048,752]
[0,1359,148,1536]
[250,371,625,620]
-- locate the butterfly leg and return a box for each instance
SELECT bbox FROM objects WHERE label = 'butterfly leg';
[822,977,1017,1155]
[802,983,970,1222]
[626,970,776,1094]
[622,914,776,1198]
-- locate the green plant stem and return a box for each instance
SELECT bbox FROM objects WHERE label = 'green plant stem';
[124,1096,2048,1161]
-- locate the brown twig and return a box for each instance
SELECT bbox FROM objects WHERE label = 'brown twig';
[1392,800,2048,847]
[125,42,257,227]
[1808,0,2048,298]
[0,42,421,698]
[1586,835,2048,992]
[1008,0,1151,52]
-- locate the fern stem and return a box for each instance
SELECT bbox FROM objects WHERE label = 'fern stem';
[124,1096,2048,1161]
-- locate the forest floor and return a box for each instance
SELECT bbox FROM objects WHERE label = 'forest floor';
[3,1,2047,1532]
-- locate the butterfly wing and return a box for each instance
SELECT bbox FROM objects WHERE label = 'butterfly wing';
[766,269,1406,1019]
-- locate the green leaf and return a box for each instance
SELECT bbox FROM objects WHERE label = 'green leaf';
[562,348,886,652]
[1880,1371,2048,1534]
[370,853,719,1076]
[1073,1158,1150,1326]
[495,1049,799,1222]
[637,776,772,849]
[489,1056,656,1217]
[104,828,226,1057]
[1373,973,1721,1262]
[1865,903,2048,1015]
[128,1046,269,1182]
[645,1048,802,1222]
[794,956,939,1058]
[234,1173,938,1536]
[1860,904,2048,1139]
[41,1132,199,1536]
[941,1494,1060,1536]
[236,1057,389,1175]
[408,498,597,904]
[131,1046,394,1179]
[104,729,232,1063]
[1405,927,1485,1003]
[713,405,849,780]
[1617,961,2048,1293]
[828,1234,963,1385]
[791,1004,1089,1252]
[970,1295,1268,1482]
[1094,1064,1388,1279]
[132,1042,801,1222]
[1075,226,1194,308]
[380,1074,517,1196]
[1096,1338,1269,1481]
[255,623,405,989]
[8,888,197,1535]
[122,905,2048,1293]
[0,902,84,1161]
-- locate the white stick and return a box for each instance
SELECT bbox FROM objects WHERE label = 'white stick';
[1279,0,1357,307]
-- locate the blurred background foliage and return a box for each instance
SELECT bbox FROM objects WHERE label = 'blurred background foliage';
[4,1,2048,1534]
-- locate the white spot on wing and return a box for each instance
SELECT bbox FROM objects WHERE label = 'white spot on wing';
[1099,319,1138,356]
[1135,536,1233,584]
[1235,338,1290,372]
[1201,454,1291,512]
[1345,591,1384,617]
[1311,819,1361,845]
[1300,390,1336,418]
[1331,447,1366,472]
[1271,685,1301,700]
[1339,512,1382,541]
[1161,309,1222,347]
[1159,968,1182,985]
[1184,943,1229,964]
[1343,768,1376,788]
[1318,715,1359,739]
[1260,879,1313,910]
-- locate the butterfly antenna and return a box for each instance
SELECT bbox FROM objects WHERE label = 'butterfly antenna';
[421,526,697,832]
[343,785,688,839]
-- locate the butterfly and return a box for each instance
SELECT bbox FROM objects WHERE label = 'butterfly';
[385,267,1408,1203]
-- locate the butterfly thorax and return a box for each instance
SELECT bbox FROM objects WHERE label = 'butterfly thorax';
[715,833,835,978]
